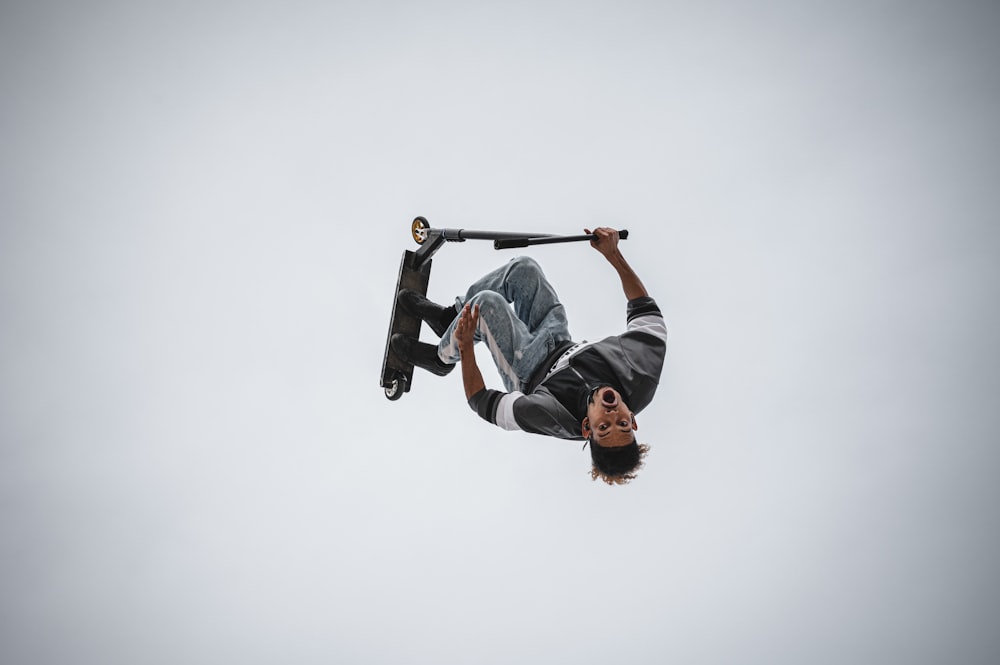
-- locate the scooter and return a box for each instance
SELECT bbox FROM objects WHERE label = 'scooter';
[380,216,628,400]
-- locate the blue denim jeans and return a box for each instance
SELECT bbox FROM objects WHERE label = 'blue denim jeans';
[438,256,572,393]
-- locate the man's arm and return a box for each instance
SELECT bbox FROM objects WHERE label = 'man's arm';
[456,303,526,432]
[455,303,486,400]
[585,227,648,300]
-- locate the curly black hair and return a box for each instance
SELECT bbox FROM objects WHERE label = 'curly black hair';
[588,438,650,485]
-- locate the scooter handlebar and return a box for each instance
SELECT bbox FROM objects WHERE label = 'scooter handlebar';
[493,229,629,250]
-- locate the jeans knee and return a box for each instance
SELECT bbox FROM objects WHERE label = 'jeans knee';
[508,255,542,277]
[469,290,507,310]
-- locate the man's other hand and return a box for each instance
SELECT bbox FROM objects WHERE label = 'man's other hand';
[585,227,621,260]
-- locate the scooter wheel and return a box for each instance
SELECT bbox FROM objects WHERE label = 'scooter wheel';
[384,372,408,400]
[411,217,430,244]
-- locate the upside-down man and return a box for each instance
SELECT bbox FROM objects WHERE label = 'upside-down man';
[390,227,667,484]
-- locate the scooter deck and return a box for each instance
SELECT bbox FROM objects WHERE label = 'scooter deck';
[380,249,433,400]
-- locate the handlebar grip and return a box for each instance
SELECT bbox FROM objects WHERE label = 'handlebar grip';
[493,238,529,249]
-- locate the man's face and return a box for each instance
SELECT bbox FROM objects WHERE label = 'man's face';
[582,386,637,447]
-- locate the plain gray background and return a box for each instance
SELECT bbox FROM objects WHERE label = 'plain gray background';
[2,1,998,663]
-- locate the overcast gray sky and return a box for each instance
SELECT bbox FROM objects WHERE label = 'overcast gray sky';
[2,1,999,664]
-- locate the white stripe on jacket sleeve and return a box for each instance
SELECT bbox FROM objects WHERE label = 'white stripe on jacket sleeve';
[626,313,668,343]
[495,392,524,431]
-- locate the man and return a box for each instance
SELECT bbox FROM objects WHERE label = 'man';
[390,227,667,484]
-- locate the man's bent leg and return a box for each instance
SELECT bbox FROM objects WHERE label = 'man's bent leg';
[438,291,531,393]
[439,257,573,393]
[457,256,570,337]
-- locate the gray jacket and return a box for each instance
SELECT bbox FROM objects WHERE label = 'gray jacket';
[467,297,667,440]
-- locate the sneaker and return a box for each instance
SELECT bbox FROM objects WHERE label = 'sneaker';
[390,334,455,376]
[398,289,458,337]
